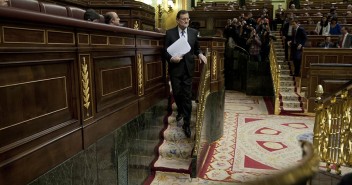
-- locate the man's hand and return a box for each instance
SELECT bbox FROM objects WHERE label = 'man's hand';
[170,56,183,63]
[297,44,302,50]
[198,54,207,64]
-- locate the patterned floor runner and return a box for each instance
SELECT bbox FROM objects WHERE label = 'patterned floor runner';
[272,31,304,114]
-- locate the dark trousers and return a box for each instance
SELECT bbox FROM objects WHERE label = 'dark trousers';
[293,58,301,76]
[170,74,192,126]
[284,36,292,60]
[291,45,302,76]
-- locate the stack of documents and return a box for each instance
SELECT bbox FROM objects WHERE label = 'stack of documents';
[167,38,191,57]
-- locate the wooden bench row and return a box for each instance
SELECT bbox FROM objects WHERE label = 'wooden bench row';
[299,48,352,112]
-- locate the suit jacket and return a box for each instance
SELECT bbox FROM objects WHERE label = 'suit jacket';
[282,21,292,39]
[340,33,352,48]
[164,26,202,77]
[292,26,307,60]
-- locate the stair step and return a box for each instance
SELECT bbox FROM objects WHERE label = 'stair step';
[279,86,296,93]
[280,80,295,86]
[281,106,304,112]
[167,112,196,127]
[163,124,196,141]
[153,156,192,172]
[158,139,194,159]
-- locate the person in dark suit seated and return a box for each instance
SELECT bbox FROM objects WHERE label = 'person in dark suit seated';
[288,19,307,77]
[318,36,336,48]
[84,9,100,22]
[164,10,207,138]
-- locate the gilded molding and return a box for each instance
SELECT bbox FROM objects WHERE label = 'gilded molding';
[314,86,352,174]
[194,63,210,155]
[212,51,217,80]
[134,21,139,30]
[137,53,144,96]
[81,57,91,116]
[269,42,280,115]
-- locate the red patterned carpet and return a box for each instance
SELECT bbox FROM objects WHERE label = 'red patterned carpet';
[146,91,314,184]
[199,113,314,182]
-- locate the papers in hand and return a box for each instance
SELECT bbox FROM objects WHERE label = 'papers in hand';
[167,38,191,57]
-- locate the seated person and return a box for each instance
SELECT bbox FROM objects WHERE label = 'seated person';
[0,0,8,6]
[330,17,341,35]
[276,3,284,13]
[347,11,352,17]
[347,4,352,10]
[307,18,315,25]
[330,7,338,18]
[104,12,120,26]
[315,12,322,16]
[318,36,336,48]
[290,4,296,10]
[314,16,331,36]
[84,9,100,22]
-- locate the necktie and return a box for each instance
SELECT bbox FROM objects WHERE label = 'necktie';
[181,30,185,37]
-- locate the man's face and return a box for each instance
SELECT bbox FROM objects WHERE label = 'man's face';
[177,13,190,30]
[291,21,298,29]
[341,27,347,34]
[111,13,120,26]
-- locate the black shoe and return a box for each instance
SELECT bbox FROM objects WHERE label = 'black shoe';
[182,124,191,138]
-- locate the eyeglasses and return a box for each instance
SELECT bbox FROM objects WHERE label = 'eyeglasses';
[179,18,190,21]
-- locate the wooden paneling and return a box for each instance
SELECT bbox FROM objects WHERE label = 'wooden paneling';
[307,64,352,112]
[47,30,75,44]
[0,5,225,184]
[301,48,352,91]
[94,56,137,113]
[0,8,164,184]
[83,101,139,147]
[2,26,45,44]
[0,130,82,185]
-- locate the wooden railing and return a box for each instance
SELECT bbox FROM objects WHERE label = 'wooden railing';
[269,42,281,115]
[313,80,352,175]
[191,37,226,177]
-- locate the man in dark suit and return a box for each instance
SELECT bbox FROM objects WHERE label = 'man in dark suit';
[164,10,207,138]
[339,26,352,48]
[281,17,294,61]
[288,19,307,77]
[318,36,336,48]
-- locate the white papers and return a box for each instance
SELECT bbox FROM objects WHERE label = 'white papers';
[167,38,191,57]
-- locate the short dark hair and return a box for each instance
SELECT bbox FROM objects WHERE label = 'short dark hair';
[176,10,188,19]
[84,9,100,21]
